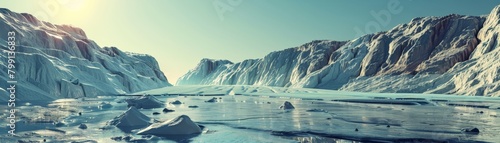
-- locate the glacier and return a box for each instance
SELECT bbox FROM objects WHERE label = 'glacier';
[178,5,500,97]
[0,8,171,101]
[177,41,348,87]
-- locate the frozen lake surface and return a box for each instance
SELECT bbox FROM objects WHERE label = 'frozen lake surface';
[1,85,499,142]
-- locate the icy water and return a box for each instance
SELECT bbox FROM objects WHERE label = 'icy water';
[1,94,499,143]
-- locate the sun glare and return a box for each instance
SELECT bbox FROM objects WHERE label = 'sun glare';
[53,0,95,24]
[59,0,87,12]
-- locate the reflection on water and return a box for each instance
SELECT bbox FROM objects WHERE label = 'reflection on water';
[0,95,499,143]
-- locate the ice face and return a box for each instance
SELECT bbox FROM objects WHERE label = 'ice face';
[176,5,500,97]
[0,9,171,102]
[176,41,347,87]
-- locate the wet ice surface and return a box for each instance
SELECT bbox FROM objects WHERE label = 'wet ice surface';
[1,91,500,142]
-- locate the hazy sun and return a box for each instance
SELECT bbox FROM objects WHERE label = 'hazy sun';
[59,0,87,12]
[52,0,95,25]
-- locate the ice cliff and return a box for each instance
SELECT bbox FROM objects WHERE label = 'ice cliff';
[178,5,500,97]
[0,8,171,101]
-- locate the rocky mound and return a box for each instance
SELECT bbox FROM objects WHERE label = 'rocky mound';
[137,115,202,136]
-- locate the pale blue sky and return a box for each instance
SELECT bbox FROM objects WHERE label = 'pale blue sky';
[0,0,498,84]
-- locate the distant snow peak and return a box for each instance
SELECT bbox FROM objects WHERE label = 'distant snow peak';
[177,40,348,87]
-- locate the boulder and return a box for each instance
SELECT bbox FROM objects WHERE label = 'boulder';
[279,101,295,110]
[137,115,202,136]
[108,106,150,130]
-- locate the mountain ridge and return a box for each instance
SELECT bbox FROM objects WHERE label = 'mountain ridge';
[177,5,500,97]
[0,8,171,101]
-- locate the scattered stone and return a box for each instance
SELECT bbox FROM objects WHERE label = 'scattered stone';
[123,136,133,141]
[279,101,295,110]
[326,118,331,120]
[267,102,272,104]
[78,112,82,116]
[355,128,359,132]
[111,136,123,141]
[99,102,113,109]
[205,97,218,103]
[43,139,46,142]
[170,100,183,104]
[461,127,480,134]
[219,97,222,99]
[386,125,390,128]
[162,108,175,113]
[78,123,88,129]
[152,112,161,115]
[188,105,199,108]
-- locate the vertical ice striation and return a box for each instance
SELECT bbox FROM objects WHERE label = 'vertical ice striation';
[176,58,233,85]
[177,40,348,87]
[471,5,500,58]
[0,8,171,101]
[178,5,500,97]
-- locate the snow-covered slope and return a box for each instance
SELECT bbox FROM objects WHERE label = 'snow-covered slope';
[341,6,500,96]
[177,40,348,87]
[177,58,233,85]
[178,5,500,97]
[0,8,171,101]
